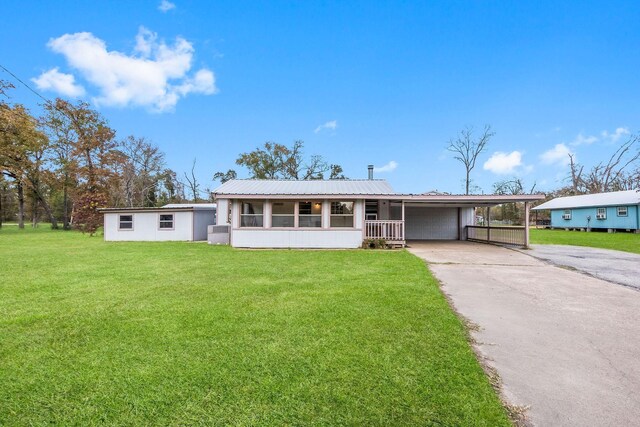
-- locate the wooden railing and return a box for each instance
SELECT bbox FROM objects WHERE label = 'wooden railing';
[365,220,405,243]
[466,225,526,247]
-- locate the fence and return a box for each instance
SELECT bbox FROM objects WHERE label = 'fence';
[466,225,526,247]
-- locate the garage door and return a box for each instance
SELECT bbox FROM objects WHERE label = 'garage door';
[405,207,458,240]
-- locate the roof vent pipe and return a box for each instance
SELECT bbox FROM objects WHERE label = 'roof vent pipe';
[367,165,374,180]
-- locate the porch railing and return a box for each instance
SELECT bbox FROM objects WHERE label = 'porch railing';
[466,225,526,247]
[365,220,405,243]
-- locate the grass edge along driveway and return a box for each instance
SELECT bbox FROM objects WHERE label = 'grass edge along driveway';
[0,228,510,426]
[530,228,640,255]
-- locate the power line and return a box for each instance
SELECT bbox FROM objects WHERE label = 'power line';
[0,64,51,105]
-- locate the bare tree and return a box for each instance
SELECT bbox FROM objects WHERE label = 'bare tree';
[567,133,640,194]
[183,158,201,202]
[447,125,494,194]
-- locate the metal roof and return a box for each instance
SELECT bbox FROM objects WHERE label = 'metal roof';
[532,190,640,210]
[212,179,396,196]
[163,203,217,210]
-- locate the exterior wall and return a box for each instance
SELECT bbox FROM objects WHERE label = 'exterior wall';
[104,211,193,241]
[551,205,639,230]
[405,206,459,240]
[231,229,363,248]
[227,198,365,248]
[192,209,216,241]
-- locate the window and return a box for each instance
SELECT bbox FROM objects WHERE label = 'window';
[119,214,133,230]
[617,206,628,217]
[596,207,607,220]
[159,213,174,229]
[240,201,264,227]
[299,201,322,227]
[562,210,571,220]
[272,201,295,227]
[330,201,354,227]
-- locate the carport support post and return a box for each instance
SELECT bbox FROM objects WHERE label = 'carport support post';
[524,201,530,249]
[486,206,491,243]
[401,200,405,242]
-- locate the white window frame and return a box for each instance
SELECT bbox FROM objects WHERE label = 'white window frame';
[330,201,355,228]
[240,201,264,228]
[271,201,296,228]
[298,200,322,228]
[596,207,607,220]
[617,206,628,217]
[159,213,175,230]
[562,210,572,220]
[118,214,134,230]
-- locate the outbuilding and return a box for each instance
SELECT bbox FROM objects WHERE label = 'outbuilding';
[100,203,216,241]
[532,190,640,232]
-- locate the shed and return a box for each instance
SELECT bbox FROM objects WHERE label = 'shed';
[100,203,216,241]
[532,190,640,232]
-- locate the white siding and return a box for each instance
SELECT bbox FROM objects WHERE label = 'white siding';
[193,209,216,241]
[104,211,193,241]
[405,207,459,240]
[231,229,363,248]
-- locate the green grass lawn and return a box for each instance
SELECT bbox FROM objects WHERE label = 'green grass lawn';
[530,228,640,254]
[0,227,510,426]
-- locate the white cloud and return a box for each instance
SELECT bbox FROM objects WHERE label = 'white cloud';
[601,127,630,143]
[158,0,176,12]
[570,132,598,146]
[42,27,216,112]
[373,161,398,173]
[540,143,573,166]
[483,151,523,174]
[31,67,85,97]
[314,120,337,134]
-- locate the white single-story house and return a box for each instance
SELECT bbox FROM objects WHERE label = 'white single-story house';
[100,203,216,241]
[210,178,544,248]
[533,190,640,232]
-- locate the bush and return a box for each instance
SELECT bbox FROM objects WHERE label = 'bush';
[362,238,388,249]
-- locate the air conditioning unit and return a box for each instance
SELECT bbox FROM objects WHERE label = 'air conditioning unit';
[596,214,606,220]
[562,214,571,220]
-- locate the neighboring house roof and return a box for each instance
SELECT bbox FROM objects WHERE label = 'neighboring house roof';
[532,190,640,210]
[213,179,396,197]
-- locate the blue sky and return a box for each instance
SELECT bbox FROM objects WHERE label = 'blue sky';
[2,1,639,194]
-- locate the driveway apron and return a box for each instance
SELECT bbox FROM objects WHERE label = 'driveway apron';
[407,241,640,427]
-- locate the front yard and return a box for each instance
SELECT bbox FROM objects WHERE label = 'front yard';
[0,227,510,425]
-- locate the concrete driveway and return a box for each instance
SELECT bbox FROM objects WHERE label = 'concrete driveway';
[407,241,640,427]
[523,244,640,290]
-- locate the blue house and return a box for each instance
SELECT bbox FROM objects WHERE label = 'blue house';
[532,190,640,232]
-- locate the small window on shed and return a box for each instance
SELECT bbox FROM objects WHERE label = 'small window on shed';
[119,214,133,230]
[159,213,174,229]
[596,207,607,220]
[562,210,571,220]
[617,206,628,217]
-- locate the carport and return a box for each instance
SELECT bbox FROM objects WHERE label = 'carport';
[367,194,545,247]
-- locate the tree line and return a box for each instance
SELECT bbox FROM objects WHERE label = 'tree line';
[0,81,191,232]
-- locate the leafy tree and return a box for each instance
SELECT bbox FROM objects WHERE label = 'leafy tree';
[447,125,494,194]
[73,191,108,236]
[213,169,237,184]
[228,140,346,180]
